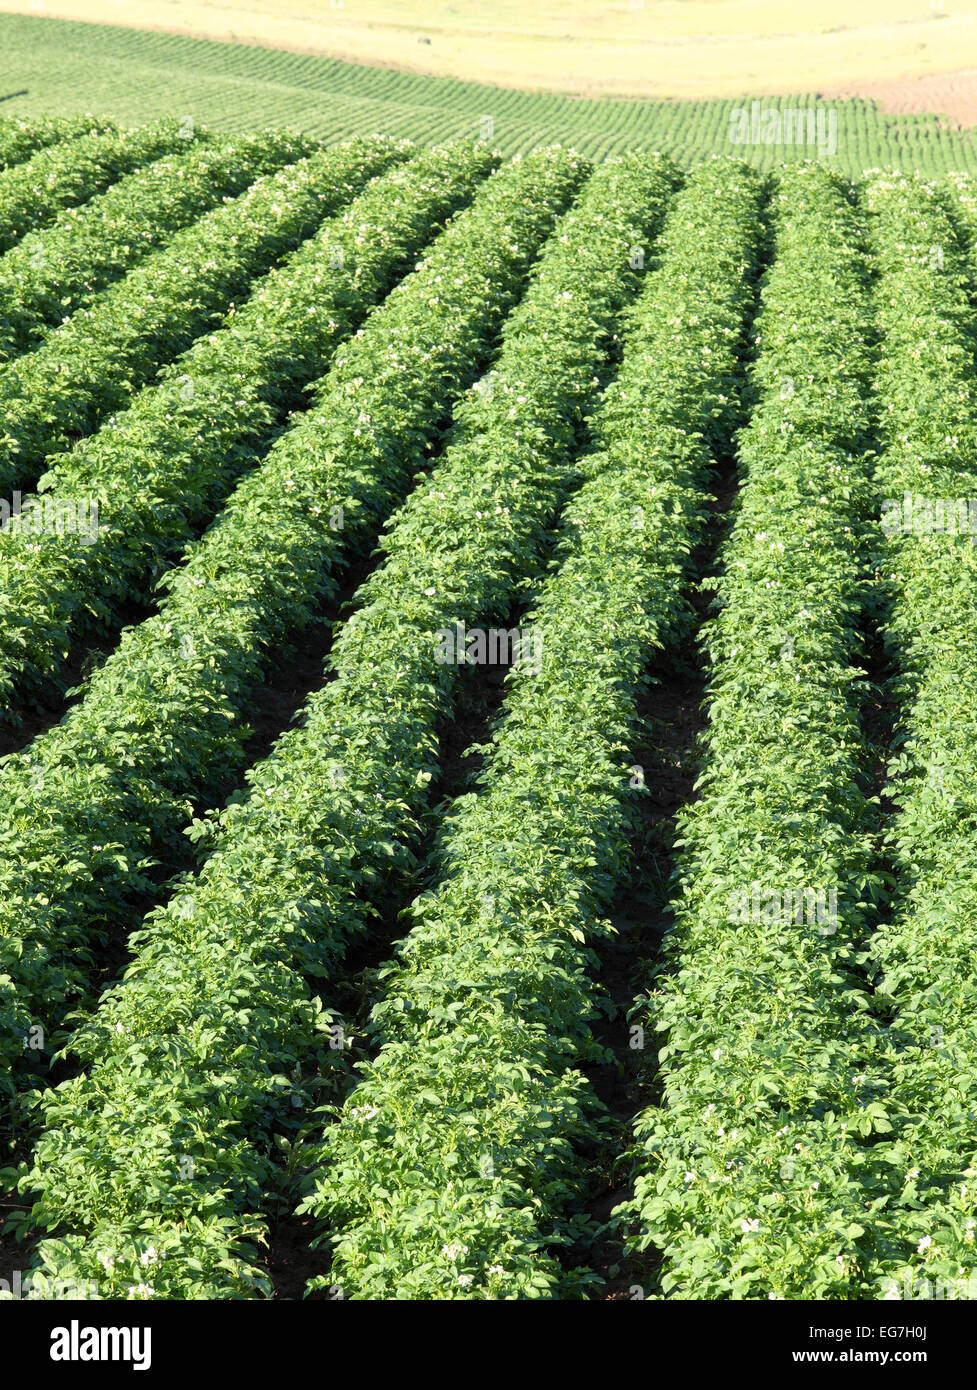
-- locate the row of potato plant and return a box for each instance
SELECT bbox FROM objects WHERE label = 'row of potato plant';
[0,120,191,255]
[12,150,668,1300]
[293,158,763,1301]
[0,130,313,363]
[0,140,488,715]
[0,116,104,172]
[943,168,977,287]
[620,163,889,1300]
[859,173,977,1298]
[0,138,396,494]
[0,147,582,1152]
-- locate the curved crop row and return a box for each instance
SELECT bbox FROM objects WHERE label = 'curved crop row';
[0,147,583,1141]
[0,130,313,363]
[858,173,977,1297]
[12,150,675,1300]
[0,116,104,172]
[0,138,396,495]
[291,158,763,1302]
[620,164,886,1300]
[0,120,189,255]
[0,140,487,716]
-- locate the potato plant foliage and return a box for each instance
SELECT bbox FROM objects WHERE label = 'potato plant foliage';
[0,119,974,1302]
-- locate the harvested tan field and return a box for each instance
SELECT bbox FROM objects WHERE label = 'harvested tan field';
[823,68,977,127]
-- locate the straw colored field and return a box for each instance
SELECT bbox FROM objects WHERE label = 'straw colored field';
[1,0,975,100]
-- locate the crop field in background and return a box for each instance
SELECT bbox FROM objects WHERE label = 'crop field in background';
[0,115,975,1304]
[1,0,975,99]
[4,12,977,172]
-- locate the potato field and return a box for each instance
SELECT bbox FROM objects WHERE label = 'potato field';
[0,114,974,1308]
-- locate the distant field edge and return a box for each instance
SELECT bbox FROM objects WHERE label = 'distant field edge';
[2,10,977,173]
[2,1,977,102]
